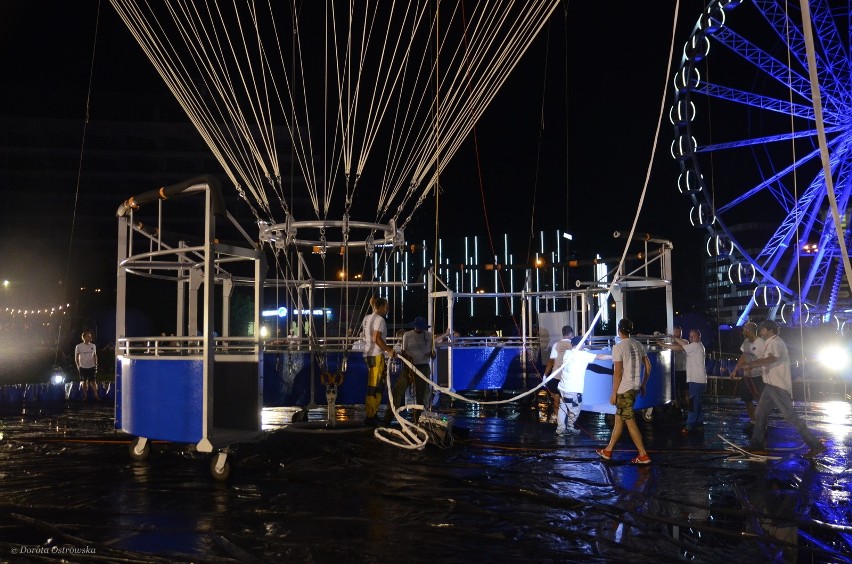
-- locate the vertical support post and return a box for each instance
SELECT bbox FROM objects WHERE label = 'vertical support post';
[198,186,216,453]
[188,268,201,339]
[662,244,674,334]
[521,280,529,389]
[612,284,625,326]
[447,290,455,392]
[222,277,233,337]
[426,269,434,331]
[116,216,129,347]
[255,250,265,413]
[177,241,188,338]
[306,280,316,409]
[115,211,131,433]
[427,268,436,395]
[580,292,589,336]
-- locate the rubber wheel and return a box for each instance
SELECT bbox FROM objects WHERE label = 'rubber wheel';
[129,437,150,461]
[210,455,231,481]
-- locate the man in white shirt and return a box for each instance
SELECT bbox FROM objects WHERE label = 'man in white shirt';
[542,326,574,426]
[385,316,435,424]
[362,297,396,427]
[74,331,99,401]
[596,319,652,464]
[742,320,825,459]
[660,329,707,434]
[733,322,766,431]
[556,335,612,436]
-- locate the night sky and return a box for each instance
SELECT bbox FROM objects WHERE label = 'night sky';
[0,1,709,316]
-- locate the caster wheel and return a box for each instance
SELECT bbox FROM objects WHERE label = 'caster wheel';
[210,454,231,481]
[129,437,150,461]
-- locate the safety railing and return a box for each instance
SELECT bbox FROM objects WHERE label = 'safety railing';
[117,336,260,357]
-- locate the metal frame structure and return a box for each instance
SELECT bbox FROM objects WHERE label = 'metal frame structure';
[115,176,265,480]
[430,233,674,393]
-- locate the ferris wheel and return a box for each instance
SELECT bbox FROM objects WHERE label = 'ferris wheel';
[671,0,852,327]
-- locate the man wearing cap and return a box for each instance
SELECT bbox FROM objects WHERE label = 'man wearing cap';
[742,320,825,459]
[385,316,435,424]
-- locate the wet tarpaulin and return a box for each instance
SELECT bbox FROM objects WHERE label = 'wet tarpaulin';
[0,397,849,563]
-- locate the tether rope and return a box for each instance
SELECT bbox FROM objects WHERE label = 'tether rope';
[56,0,103,366]
[798,0,852,314]
[110,0,561,233]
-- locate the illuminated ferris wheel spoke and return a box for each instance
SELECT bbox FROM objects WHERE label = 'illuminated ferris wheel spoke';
[697,82,814,117]
[672,0,852,325]
[804,201,851,303]
[717,148,819,213]
[757,0,852,107]
[700,128,832,154]
[712,26,813,96]
[755,166,832,260]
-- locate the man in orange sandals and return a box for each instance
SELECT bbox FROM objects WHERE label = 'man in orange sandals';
[596,319,653,464]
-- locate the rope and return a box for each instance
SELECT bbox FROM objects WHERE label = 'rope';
[373,354,569,450]
[110,0,562,232]
[56,0,103,365]
[797,0,852,314]
[565,0,683,350]
[372,356,430,450]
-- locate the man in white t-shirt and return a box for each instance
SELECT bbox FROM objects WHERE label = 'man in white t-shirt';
[743,320,824,459]
[542,326,574,426]
[385,316,435,425]
[661,329,707,434]
[733,322,766,431]
[556,336,612,436]
[74,331,99,401]
[596,319,652,464]
[362,296,396,427]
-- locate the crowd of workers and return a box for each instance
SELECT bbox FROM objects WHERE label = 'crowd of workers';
[69,295,827,463]
[358,296,827,462]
